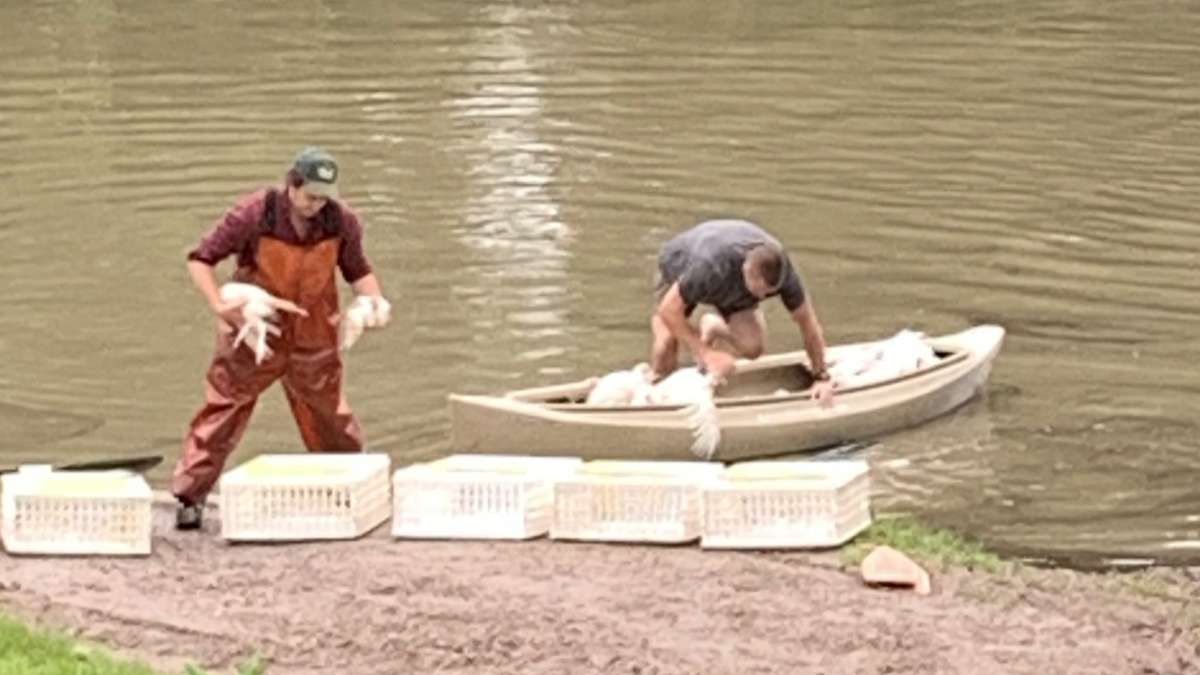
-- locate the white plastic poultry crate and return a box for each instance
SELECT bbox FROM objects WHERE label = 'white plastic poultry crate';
[392,454,582,540]
[550,460,724,544]
[218,452,392,542]
[0,466,154,556]
[700,459,872,550]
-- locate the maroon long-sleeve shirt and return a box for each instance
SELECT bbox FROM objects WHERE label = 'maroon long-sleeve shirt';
[186,187,373,284]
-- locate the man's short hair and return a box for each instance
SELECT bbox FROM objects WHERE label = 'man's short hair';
[745,243,786,290]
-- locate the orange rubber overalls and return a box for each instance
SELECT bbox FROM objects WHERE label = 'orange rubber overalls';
[172,190,365,505]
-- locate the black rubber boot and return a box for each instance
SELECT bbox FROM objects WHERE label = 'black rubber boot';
[175,498,204,531]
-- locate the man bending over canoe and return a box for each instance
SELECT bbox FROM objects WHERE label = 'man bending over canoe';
[651,218,835,406]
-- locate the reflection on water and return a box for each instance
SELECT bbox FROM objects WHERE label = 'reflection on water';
[446,3,576,381]
[870,399,1003,520]
[0,401,105,456]
[872,392,1200,569]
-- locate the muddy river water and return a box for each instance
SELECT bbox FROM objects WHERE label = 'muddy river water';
[1,0,1198,568]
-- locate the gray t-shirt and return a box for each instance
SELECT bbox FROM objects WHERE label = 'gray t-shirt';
[657,219,806,316]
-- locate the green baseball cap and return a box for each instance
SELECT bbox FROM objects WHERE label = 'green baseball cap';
[291,146,339,199]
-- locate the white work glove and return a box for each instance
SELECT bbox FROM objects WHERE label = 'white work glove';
[355,295,392,328]
[340,295,392,350]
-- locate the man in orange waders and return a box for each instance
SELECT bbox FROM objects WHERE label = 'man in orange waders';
[172,147,389,530]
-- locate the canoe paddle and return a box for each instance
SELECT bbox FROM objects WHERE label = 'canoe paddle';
[0,454,164,476]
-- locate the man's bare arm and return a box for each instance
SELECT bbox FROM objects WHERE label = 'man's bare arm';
[790,300,829,376]
[187,260,225,313]
[655,282,708,358]
[350,272,383,297]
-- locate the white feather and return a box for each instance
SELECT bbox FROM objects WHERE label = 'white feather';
[643,366,722,460]
[586,362,656,406]
[218,282,285,365]
[827,329,939,389]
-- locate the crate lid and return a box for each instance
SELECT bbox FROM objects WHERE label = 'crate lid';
[419,454,582,475]
[3,468,150,497]
[577,459,724,479]
[222,452,389,485]
[722,459,869,485]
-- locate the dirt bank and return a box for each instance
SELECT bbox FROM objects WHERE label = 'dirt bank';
[0,503,1197,675]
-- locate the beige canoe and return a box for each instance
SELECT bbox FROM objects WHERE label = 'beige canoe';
[446,324,1006,462]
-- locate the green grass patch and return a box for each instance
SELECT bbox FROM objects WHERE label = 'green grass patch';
[0,612,266,675]
[840,513,1009,574]
[0,612,161,675]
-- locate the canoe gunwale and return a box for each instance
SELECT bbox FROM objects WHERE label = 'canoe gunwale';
[490,341,972,415]
[711,346,969,409]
